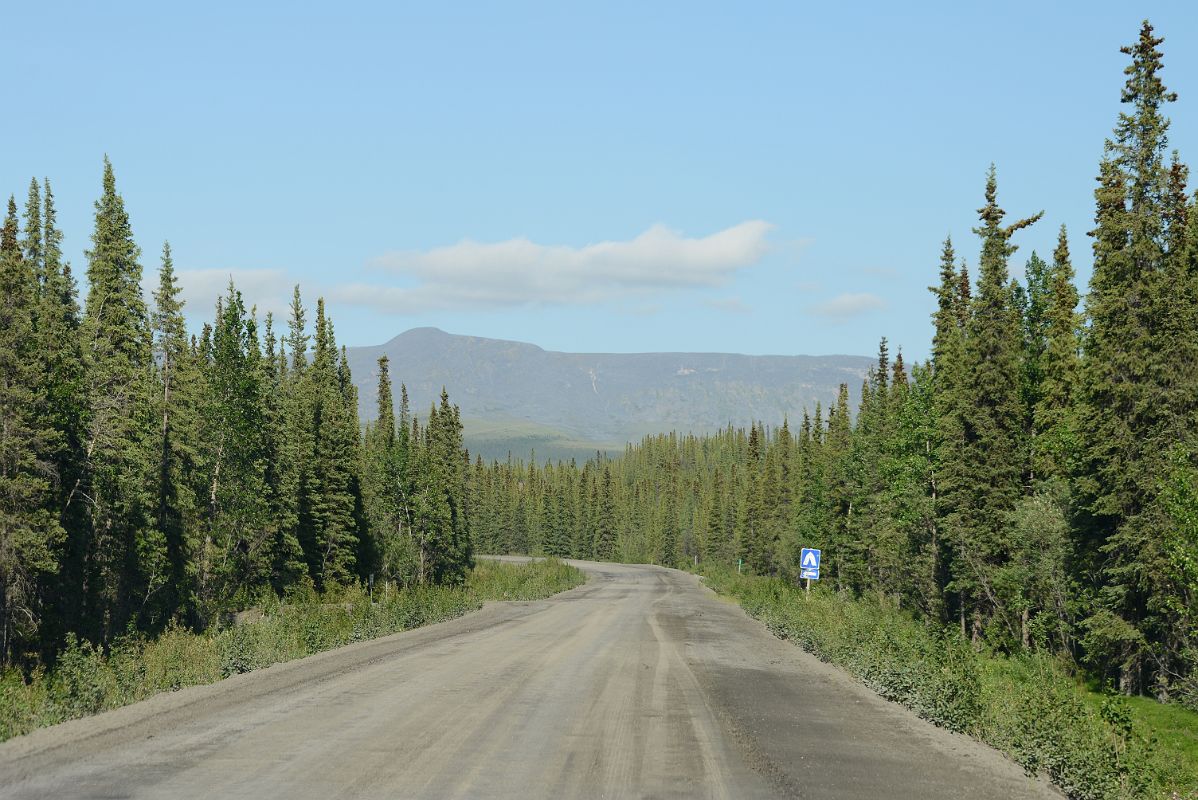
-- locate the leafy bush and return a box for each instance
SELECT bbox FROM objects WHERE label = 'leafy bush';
[141,624,222,691]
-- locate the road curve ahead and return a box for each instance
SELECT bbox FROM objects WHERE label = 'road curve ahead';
[0,561,1059,800]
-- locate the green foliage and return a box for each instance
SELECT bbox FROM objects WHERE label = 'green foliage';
[78,158,167,640]
[1106,694,1198,792]
[0,194,63,663]
[1032,226,1081,482]
[1076,21,1198,695]
[1156,449,1198,701]
[948,166,1041,642]
[0,157,480,693]
[468,558,584,601]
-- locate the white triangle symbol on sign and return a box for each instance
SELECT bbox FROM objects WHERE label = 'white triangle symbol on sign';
[802,551,818,567]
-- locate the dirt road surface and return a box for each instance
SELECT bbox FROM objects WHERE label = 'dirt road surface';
[0,560,1059,799]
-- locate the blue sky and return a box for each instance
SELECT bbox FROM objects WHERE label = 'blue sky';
[3,1,1195,360]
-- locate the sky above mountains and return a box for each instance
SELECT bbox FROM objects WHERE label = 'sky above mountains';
[3,1,1195,360]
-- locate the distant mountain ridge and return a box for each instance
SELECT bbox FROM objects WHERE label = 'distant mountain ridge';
[345,328,872,461]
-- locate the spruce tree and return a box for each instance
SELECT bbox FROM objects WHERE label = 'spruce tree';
[543,482,568,557]
[1018,251,1052,480]
[283,287,317,586]
[660,477,678,567]
[953,166,1040,645]
[305,300,359,586]
[594,466,616,560]
[1077,21,1198,692]
[1033,226,1081,482]
[792,409,831,574]
[825,385,855,589]
[195,284,275,615]
[81,158,167,638]
[150,243,202,620]
[0,197,63,663]
[37,179,89,643]
[706,467,733,565]
[21,180,42,289]
[259,314,305,594]
[738,424,772,574]
[365,356,407,585]
[419,389,472,581]
[339,346,373,581]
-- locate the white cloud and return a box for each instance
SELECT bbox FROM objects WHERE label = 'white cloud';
[704,296,751,314]
[809,292,887,318]
[172,268,295,321]
[337,221,773,313]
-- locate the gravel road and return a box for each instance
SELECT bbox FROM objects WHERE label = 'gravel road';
[0,560,1060,799]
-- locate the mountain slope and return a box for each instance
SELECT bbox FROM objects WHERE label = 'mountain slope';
[345,328,872,461]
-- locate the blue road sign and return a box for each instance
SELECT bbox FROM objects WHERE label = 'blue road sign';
[800,548,821,581]
[800,548,821,570]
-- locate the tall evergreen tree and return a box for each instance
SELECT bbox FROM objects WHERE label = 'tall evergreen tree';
[738,424,772,574]
[0,197,63,663]
[1033,226,1081,483]
[282,286,317,587]
[193,284,281,615]
[37,179,88,644]
[21,180,42,289]
[305,300,359,586]
[365,356,410,585]
[1078,21,1198,692]
[259,314,305,594]
[951,166,1040,645]
[150,243,202,621]
[80,158,167,638]
[594,466,616,560]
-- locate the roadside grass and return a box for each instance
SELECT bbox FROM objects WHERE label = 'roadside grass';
[702,567,1197,800]
[0,559,585,743]
[470,557,585,601]
[1083,690,1198,795]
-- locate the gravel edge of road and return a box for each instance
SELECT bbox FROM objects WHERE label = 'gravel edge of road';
[0,565,596,764]
[687,569,1066,799]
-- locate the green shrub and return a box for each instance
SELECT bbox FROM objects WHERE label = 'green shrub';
[48,635,114,720]
[0,667,49,740]
[140,624,221,693]
[469,557,585,601]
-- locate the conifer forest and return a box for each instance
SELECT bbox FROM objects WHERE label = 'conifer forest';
[0,160,473,667]
[468,22,1198,706]
[0,19,1195,725]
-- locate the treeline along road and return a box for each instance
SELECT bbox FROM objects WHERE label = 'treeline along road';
[0,560,1057,800]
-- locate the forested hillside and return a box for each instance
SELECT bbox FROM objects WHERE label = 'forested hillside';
[0,161,472,667]
[468,23,1197,705]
